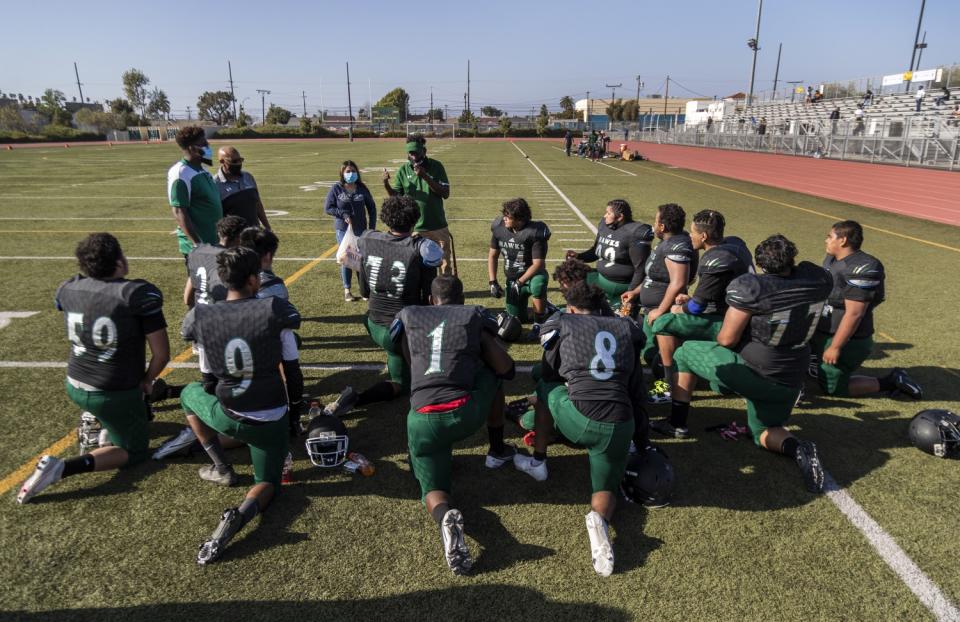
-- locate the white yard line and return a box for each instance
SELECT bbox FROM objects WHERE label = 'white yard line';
[511,143,597,235]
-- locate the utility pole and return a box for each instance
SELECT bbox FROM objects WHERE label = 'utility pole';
[186,106,191,120]
[429,87,434,124]
[915,31,928,71]
[463,92,467,117]
[664,77,669,115]
[444,104,448,123]
[345,62,354,142]
[256,89,270,125]
[635,76,644,131]
[302,91,307,118]
[319,78,324,124]
[747,0,763,106]
[906,0,927,93]
[228,61,237,119]
[606,83,621,103]
[772,42,782,97]
[73,62,85,103]
[585,90,590,130]
[467,60,471,114]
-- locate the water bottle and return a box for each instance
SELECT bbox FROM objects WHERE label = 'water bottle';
[344,452,375,476]
[281,451,294,484]
[301,401,321,433]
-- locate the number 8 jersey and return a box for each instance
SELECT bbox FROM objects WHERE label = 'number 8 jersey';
[55,275,166,391]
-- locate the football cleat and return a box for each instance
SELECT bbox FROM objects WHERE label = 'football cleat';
[795,440,825,494]
[197,507,243,565]
[77,412,102,454]
[198,464,238,487]
[585,511,614,577]
[504,398,532,428]
[324,386,358,418]
[649,418,689,439]
[890,368,922,400]
[98,428,113,448]
[484,444,517,469]
[17,455,65,504]
[646,380,672,404]
[152,427,199,460]
[440,509,473,576]
[513,453,548,481]
[807,354,820,379]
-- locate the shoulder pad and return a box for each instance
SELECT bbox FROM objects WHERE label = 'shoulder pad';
[536,221,551,240]
[700,247,736,274]
[491,216,504,231]
[129,280,164,315]
[725,273,763,311]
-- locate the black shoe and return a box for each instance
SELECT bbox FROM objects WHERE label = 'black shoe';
[794,386,806,408]
[649,418,689,439]
[795,441,825,494]
[505,398,532,427]
[890,368,922,400]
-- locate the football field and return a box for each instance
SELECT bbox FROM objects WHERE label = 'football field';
[0,139,958,621]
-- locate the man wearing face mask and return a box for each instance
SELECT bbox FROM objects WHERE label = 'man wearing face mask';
[214,146,271,229]
[167,127,223,267]
[383,135,456,276]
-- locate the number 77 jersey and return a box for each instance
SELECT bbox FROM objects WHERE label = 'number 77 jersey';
[55,275,166,391]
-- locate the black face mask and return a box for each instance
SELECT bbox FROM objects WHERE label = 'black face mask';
[227,164,242,175]
[410,153,425,165]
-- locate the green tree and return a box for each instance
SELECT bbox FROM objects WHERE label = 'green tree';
[481,106,502,117]
[107,97,139,127]
[559,95,575,119]
[235,105,251,128]
[605,98,624,121]
[146,87,170,120]
[37,89,72,126]
[122,68,150,117]
[299,116,313,134]
[265,104,292,125]
[498,117,512,137]
[458,109,477,124]
[539,104,549,119]
[621,100,639,124]
[74,108,128,133]
[536,114,548,137]
[0,105,30,132]
[196,91,235,125]
[375,87,411,121]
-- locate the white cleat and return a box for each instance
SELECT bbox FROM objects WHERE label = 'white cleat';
[513,453,548,481]
[152,427,198,460]
[440,509,473,575]
[484,444,517,469]
[17,455,65,504]
[585,510,615,577]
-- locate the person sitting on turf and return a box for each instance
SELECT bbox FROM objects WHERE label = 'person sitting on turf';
[808,220,922,400]
[325,195,442,417]
[184,215,247,308]
[488,197,552,339]
[180,246,302,564]
[567,199,653,314]
[18,233,170,503]
[240,227,289,301]
[665,234,833,493]
[649,210,752,420]
[621,203,698,403]
[392,275,517,575]
[513,281,647,577]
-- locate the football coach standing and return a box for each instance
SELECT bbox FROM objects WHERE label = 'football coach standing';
[214,146,272,229]
[167,126,223,264]
[382,135,457,276]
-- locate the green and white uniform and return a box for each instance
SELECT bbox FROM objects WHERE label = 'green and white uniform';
[167,159,223,255]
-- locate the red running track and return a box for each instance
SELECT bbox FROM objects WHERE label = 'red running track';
[624,142,960,226]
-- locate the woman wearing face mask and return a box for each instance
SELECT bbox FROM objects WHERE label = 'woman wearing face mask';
[324,160,377,302]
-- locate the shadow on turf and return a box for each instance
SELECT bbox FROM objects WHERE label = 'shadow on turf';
[10,586,633,622]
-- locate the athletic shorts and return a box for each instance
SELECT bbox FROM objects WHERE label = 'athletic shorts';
[673,341,800,445]
[652,312,724,341]
[407,367,499,498]
[639,314,659,366]
[180,382,289,485]
[65,381,149,466]
[596,273,630,313]
[810,332,874,397]
[536,381,634,493]
[506,272,549,322]
[365,315,410,392]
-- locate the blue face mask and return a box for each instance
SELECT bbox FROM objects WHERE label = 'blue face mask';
[343,171,358,184]
[200,145,213,162]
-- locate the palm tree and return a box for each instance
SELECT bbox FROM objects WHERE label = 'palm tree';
[559,95,574,119]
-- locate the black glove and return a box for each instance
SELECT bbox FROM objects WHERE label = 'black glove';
[489,280,504,298]
[510,280,523,299]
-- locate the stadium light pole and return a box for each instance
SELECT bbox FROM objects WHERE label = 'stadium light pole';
[256,89,270,125]
[345,62,354,142]
[772,42,782,99]
[905,0,926,92]
[746,0,763,107]
[635,75,644,131]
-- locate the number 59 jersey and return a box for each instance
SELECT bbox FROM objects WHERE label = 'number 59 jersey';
[539,313,644,406]
[182,296,301,412]
[55,275,167,391]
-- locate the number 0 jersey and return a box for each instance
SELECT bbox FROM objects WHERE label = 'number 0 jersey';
[396,304,499,411]
[55,275,166,391]
[358,230,442,326]
[187,243,228,305]
[539,313,645,423]
[182,296,301,413]
[578,219,653,286]
[817,250,885,339]
[490,217,551,280]
[725,261,833,386]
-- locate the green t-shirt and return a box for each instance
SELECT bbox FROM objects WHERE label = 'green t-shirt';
[167,159,223,254]
[391,158,449,231]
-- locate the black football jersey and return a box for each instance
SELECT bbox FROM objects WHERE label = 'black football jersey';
[818,250,885,338]
[358,231,439,326]
[578,219,654,286]
[257,269,289,300]
[398,304,498,411]
[490,217,551,280]
[187,243,227,305]
[723,236,756,273]
[539,313,644,423]
[690,242,751,314]
[725,261,833,386]
[639,232,699,309]
[55,276,166,391]
[182,296,301,412]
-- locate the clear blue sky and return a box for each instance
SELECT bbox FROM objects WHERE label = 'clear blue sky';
[2,0,958,118]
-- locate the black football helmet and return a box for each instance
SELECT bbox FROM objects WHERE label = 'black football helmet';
[304,415,349,467]
[496,312,522,342]
[908,409,960,458]
[621,444,675,507]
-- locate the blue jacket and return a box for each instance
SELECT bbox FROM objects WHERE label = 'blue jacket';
[324,182,377,234]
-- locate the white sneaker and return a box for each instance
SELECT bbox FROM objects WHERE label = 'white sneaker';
[585,510,614,577]
[152,427,198,460]
[513,453,548,481]
[17,455,65,504]
[484,444,517,469]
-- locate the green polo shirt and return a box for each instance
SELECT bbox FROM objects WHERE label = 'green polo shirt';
[391,158,449,231]
[167,158,223,254]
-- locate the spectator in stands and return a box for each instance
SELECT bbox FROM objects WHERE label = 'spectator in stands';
[326,160,377,302]
[853,105,865,136]
[215,147,271,229]
[757,117,767,135]
[813,90,823,104]
[807,86,814,103]
[829,107,840,134]
[951,104,960,127]
[706,117,714,131]
[861,89,874,108]
[915,86,926,112]
[934,87,951,108]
